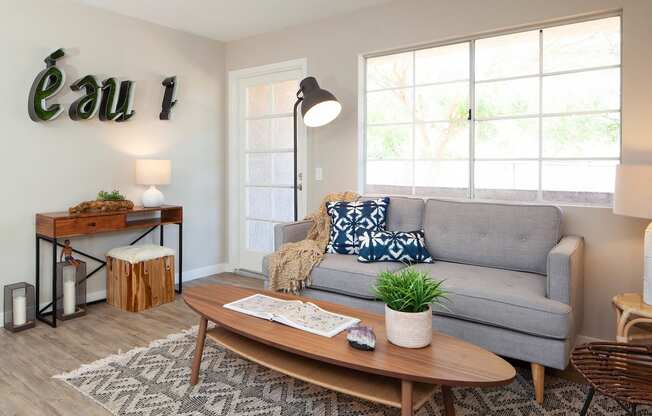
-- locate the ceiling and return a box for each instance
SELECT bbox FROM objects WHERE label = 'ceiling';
[73,0,393,42]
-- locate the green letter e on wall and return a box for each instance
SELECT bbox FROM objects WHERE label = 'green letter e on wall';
[28,49,66,122]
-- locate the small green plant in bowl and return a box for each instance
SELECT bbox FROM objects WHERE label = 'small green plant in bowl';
[373,267,448,348]
[97,190,126,201]
[374,267,448,313]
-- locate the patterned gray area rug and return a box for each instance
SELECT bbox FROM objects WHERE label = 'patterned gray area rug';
[54,327,651,416]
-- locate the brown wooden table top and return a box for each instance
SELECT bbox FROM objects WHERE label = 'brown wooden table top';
[36,205,182,219]
[183,284,515,387]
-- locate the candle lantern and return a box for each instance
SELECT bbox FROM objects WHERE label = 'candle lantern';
[56,261,87,320]
[3,283,36,332]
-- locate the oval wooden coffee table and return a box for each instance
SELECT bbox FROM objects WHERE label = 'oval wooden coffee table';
[184,285,515,416]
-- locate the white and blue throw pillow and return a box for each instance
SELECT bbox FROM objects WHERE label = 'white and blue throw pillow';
[326,197,390,255]
[358,230,434,263]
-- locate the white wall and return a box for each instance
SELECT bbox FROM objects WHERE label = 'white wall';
[226,0,652,340]
[0,0,226,320]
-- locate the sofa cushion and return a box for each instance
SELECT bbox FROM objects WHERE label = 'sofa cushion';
[358,230,433,263]
[423,199,561,274]
[309,254,405,299]
[361,196,424,231]
[326,197,389,254]
[413,262,572,339]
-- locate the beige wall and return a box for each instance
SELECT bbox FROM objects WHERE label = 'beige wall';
[0,0,226,318]
[226,0,652,340]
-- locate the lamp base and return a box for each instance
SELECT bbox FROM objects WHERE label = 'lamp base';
[644,222,652,305]
[142,185,164,207]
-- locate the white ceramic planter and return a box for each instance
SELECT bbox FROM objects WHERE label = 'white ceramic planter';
[384,304,432,348]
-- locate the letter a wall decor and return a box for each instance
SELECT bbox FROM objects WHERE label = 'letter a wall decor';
[28,48,177,123]
[69,75,102,120]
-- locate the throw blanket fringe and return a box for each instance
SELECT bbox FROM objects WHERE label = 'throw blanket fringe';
[268,191,358,293]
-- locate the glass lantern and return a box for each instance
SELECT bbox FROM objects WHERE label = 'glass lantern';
[56,261,87,320]
[3,283,36,332]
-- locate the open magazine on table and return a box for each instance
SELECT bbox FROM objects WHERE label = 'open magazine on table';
[223,294,360,338]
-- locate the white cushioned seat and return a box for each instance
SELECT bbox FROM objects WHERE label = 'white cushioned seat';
[107,244,175,264]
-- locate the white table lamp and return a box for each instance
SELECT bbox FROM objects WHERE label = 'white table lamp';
[136,159,171,207]
[613,164,652,305]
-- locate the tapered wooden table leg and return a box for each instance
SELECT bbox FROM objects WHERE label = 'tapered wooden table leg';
[441,385,455,416]
[401,379,413,416]
[190,316,208,385]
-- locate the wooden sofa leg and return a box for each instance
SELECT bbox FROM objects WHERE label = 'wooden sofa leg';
[531,363,545,404]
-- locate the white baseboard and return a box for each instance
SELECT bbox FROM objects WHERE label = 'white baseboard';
[1,263,229,328]
[175,263,231,282]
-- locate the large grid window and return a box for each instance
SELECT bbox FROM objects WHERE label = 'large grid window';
[363,16,621,205]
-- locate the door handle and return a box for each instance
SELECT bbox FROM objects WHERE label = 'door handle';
[297,172,303,191]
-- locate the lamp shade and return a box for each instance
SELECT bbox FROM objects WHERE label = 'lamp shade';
[613,164,652,219]
[299,77,341,127]
[136,159,171,185]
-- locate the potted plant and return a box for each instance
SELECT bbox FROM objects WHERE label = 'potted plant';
[373,267,447,348]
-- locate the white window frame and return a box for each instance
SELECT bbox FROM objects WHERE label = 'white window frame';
[358,11,622,206]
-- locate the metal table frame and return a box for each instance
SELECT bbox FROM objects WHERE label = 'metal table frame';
[35,223,182,328]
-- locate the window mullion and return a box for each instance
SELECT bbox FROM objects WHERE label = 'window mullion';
[537,29,544,202]
[411,51,416,196]
[469,40,476,200]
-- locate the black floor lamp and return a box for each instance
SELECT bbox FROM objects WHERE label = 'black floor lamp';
[292,77,341,221]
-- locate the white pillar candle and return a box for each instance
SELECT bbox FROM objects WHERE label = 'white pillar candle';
[63,267,76,316]
[13,294,27,327]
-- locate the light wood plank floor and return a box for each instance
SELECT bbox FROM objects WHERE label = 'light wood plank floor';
[0,273,581,416]
[0,273,262,416]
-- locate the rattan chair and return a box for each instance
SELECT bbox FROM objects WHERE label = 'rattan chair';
[571,342,652,416]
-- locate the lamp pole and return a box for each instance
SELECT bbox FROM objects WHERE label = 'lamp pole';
[293,92,304,222]
[291,76,341,222]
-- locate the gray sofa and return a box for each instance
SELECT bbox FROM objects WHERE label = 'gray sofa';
[262,196,584,403]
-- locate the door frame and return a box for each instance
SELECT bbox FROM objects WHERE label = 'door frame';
[227,58,308,272]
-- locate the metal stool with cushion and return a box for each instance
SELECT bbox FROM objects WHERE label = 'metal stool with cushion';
[571,342,652,416]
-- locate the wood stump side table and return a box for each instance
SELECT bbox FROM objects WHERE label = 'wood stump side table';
[613,293,652,343]
[107,245,176,312]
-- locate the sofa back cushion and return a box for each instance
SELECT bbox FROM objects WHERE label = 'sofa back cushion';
[423,199,561,275]
[361,196,424,231]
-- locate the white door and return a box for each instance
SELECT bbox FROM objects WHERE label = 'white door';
[230,61,307,273]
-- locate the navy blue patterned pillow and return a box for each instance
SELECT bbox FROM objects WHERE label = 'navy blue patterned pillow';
[326,197,390,254]
[357,230,434,263]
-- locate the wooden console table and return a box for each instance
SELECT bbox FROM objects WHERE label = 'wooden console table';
[35,205,183,327]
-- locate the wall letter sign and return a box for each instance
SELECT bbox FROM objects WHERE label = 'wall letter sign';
[28,49,66,122]
[28,48,174,123]
[69,75,102,120]
[99,78,135,122]
[159,76,177,120]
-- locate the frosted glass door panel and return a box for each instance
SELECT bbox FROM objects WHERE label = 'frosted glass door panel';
[240,74,302,271]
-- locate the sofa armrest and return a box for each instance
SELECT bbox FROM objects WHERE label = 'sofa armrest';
[547,235,584,309]
[273,220,314,251]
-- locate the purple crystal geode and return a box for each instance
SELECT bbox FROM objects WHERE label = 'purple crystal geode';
[347,325,376,351]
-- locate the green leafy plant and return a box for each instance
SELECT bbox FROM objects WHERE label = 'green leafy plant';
[373,267,448,313]
[97,190,126,201]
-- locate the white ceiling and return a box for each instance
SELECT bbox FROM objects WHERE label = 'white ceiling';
[73,0,392,42]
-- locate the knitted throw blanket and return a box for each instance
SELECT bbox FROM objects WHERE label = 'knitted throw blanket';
[267,191,359,293]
